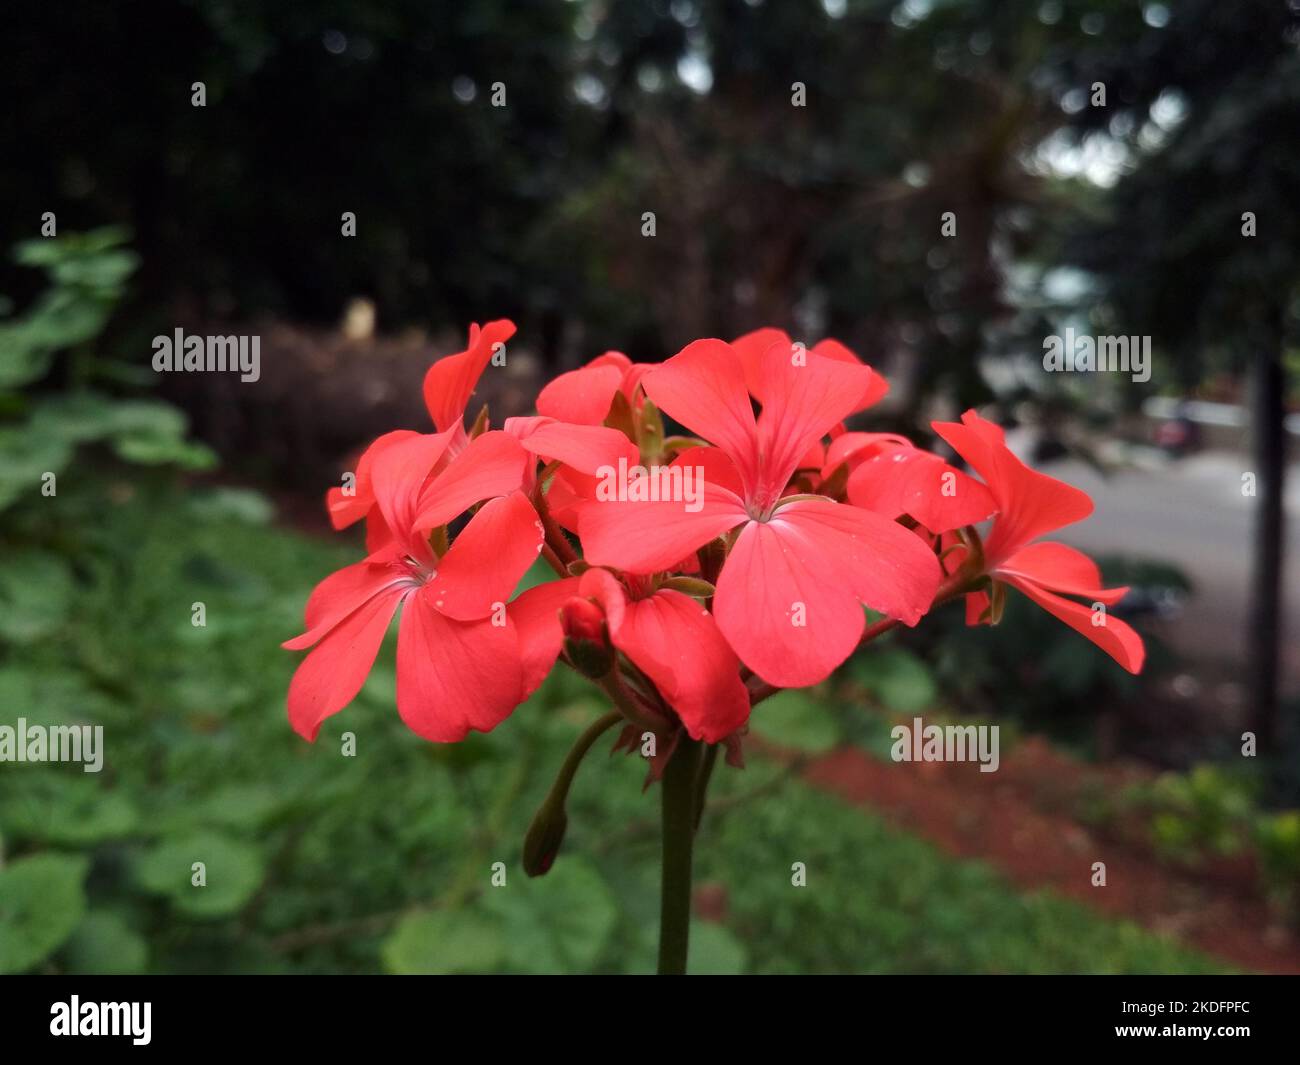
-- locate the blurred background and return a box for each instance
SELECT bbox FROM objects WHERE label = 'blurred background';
[1,0,1298,974]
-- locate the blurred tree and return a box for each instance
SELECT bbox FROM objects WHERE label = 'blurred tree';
[1056,0,1300,767]
[3,0,581,334]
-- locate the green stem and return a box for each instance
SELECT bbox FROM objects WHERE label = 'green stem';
[658,736,702,975]
[694,743,719,831]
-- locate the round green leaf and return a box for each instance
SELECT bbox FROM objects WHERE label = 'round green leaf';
[0,853,88,973]
[381,911,506,975]
[134,831,264,918]
[60,910,149,974]
[485,857,617,973]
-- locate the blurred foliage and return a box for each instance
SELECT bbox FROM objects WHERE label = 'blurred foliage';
[0,470,1227,974]
[10,0,1294,413]
[0,229,214,513]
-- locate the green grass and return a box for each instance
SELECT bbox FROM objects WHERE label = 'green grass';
[0,470,1226,974]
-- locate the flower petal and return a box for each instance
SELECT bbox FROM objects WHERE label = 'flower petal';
[754,343,883,502]
[535,364,625,425]
[429,491,543,621]
[326,429,420,530]
[370,430,456,558]
[847,445,996,533]
[997,541,1128,605]
[713,518,865,688]
[772,498,943,626]
[413,430,530,532]
[579,487,748,575]
[932,409,1092,562]
[396,587,526,741]
[283,548,409,651]
[642,339,760,487]
[613,589,750,743]
[287,586,405,741]
[1003,575,1145,674]
[508,577,582,698]
[422,319,515,431]
[504,415,639,475]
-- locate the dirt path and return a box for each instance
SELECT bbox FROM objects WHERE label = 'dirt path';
[798,737,1300,974]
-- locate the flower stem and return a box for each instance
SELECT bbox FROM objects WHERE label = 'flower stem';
[658,735,702,975]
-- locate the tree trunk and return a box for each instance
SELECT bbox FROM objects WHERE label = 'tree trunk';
[1248,331,1286,753]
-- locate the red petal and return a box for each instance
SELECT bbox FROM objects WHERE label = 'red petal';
[642,339,760,489]
[326,430,420,530]
[578,488,748,575]
[428,491,543,621]
[821,431,912,479]
[396,587,526,741]
[508,577,582,698]
[535,364,625,424]
[997,541,1128,605]
[811,338,890,412]
[413,430,530,532]
[504,415,639,475]
[283,548,409,651]
[422,319,515,431]
[370,430,456,558]
[615,589,750,743]
[1003,575,1145,674]
[932,409,1092,563]
[713,517,865,687]
[731,327,791,398]
[287,586,405,741]
[847,445,996,533]
[753,343,883,505]
[772,498,943,626]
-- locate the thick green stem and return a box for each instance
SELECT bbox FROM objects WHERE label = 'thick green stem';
[658,736,702,975]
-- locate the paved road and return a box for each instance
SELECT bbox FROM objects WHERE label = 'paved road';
[1027,444,1300,692]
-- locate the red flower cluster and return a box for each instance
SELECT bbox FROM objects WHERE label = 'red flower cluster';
[285,322,1143,746]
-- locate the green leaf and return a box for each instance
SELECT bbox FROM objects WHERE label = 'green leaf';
[134,832,264,918]
[0,853,88,973]
[1,777,137,845]
[0,549,74,644]
[0,424,72,511]
[381,911,506,974]
[60,910,149,974]
[753,689,840,753]
[485,857,617,973]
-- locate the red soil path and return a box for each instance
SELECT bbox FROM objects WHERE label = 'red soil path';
[797,737,1300,974]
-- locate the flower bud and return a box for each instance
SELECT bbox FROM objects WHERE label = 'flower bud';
[523,793,568,877]
[559,596,613,678]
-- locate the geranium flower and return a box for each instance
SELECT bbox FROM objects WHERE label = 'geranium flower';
[932,409,1145,673]
[326,319,516,532]
[284,428,546,742]
[581,338,942,687]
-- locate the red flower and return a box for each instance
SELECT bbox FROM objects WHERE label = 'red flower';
[932,410,1145,673]
[581,339,942,687]
[284,429,550,742]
